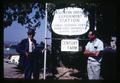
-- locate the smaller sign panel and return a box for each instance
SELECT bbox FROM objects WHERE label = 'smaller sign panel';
[61,39,79,52]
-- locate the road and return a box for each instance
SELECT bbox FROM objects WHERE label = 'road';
[4,59,24,79]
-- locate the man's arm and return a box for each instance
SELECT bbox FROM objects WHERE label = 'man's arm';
[84,49,100,57]
[16,40,25,54]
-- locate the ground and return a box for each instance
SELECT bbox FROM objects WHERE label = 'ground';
[4,58,82,80]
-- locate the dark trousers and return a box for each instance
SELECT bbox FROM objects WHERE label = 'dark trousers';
[101,48,116,80]
[24,54,40,79]
[18,54,26,70]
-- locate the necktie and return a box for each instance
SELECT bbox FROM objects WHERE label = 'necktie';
[32,42,35,51]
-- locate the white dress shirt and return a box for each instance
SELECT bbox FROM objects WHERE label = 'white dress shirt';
[85,38,104,62]
[28,38,35,53]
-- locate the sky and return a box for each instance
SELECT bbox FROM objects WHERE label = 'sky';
[4,8,51,45]
[4,20,51,45]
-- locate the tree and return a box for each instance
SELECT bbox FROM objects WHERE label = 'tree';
[3,1,45,30]
[3,0,100,30]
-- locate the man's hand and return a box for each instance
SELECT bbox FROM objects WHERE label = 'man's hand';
[94,51,100,56]
[42,48,47,53]
[25,52,29,58]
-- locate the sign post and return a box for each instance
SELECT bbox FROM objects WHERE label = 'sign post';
[43,3,47,80]
[52,7,90,53]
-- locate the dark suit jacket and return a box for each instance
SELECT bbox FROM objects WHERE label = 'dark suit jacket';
[16,38,37,55]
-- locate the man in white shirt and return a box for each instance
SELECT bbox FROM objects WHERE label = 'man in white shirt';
[84,30,104,80]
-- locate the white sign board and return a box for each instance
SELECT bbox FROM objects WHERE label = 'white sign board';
[52,7,90,36]
[61,39,79,52]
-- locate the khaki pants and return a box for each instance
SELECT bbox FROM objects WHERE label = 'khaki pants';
[87,59,101,80]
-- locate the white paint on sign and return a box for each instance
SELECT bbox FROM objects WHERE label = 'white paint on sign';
[52,7,90,36]
[61,39,79,52]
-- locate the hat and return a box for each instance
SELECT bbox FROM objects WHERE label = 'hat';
[27,29,35,35]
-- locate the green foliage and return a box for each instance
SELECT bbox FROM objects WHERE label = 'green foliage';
[3,1,45,29]
[3,0,100,29]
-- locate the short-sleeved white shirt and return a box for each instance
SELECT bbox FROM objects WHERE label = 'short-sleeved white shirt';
[85,38,104,61]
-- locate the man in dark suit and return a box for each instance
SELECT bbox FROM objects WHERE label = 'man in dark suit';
[100,46,116,80]
[16,29,40,79]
